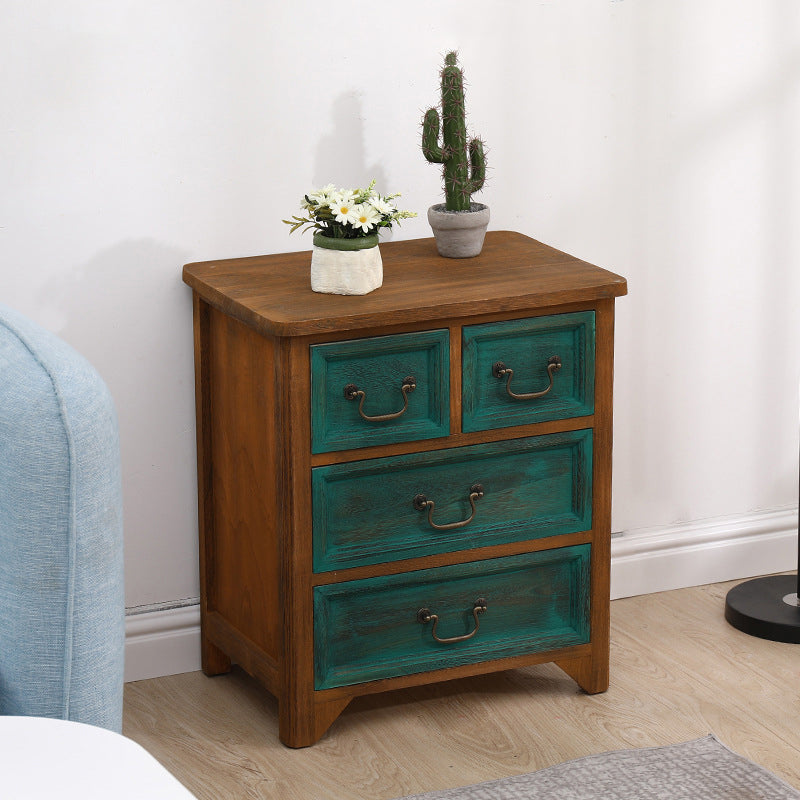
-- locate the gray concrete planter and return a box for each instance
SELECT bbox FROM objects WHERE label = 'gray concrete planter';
[427,203,490,258]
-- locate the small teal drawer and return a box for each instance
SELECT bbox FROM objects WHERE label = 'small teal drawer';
[313,545,591,690]
[462,312,595,433]
[310,330,450,454]
[312,430,592,572]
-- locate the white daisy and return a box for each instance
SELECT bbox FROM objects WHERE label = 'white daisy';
[328,188,355,205]
[368,196,395,216]
[329,195,358,226]
[352,203,381,233]
[307,183,337,205]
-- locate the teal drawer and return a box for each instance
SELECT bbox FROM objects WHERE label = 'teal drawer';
[312,430,592,572]
[313,545,591,689]
[462,312,595,433]
[311,330,449,453]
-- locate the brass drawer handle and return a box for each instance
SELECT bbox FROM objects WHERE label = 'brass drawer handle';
[413,484,484,531]
[417,598,487,644]
[492,355,562,400]
[343,376,416,422]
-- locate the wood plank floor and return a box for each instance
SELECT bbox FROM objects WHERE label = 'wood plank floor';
[123,578,800,799]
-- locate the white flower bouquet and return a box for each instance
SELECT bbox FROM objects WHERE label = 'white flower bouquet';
[284,180,416,240]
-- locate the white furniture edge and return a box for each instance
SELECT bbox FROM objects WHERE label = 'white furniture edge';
[124,506,798,681]
[0,716,196,798]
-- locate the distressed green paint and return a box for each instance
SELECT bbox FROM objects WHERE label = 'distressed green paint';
[313,545,591,690]
[462,312,595,433]
[312,430,592,572]
[310,330,450,454]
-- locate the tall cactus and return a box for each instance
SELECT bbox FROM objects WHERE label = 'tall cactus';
[422,52,486,212]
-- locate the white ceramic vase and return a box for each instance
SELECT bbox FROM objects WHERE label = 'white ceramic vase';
[310,233,382,295]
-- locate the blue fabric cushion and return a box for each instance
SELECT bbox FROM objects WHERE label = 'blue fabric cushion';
[0,304,124,731]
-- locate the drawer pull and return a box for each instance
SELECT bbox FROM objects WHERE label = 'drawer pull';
[413,484,484,531]
[492,355,562,400]
[343,376,416,422]
[417,598,487,644]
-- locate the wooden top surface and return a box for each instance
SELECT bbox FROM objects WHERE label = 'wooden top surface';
[183,231,627,337]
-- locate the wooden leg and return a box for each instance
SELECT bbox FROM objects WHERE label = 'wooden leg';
[555,653,609,694]
[278,696,351,748]
[201,635,232,677]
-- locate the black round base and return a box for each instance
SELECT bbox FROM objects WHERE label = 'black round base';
[724,574,800,643]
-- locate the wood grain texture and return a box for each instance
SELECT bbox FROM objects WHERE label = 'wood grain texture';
[123,578,800,800]
[462,311,595,432]
[192,297,232,677]
[276,336,317,747]
[579,298,616,694]
[310,412,595,468]
[206,308,281,669]
[313,546,591,690]
[182,231,627,337]
[311,431,592,571]
[310,328,449,453]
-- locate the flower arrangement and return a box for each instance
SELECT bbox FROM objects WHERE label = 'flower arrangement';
[283,180,416,240]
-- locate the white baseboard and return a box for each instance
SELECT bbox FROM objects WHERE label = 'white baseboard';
[610,507,798,599]
[123,508,798,682]
[124,605,201,682]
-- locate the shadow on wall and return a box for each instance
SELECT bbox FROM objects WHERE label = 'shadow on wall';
[36,239,192,403]
[36,239,202,607]
[313,92,395,242]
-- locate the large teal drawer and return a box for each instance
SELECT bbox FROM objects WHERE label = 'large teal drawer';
[310,330,449,454]
[313,545,591,689]
[462,312,595,433]
[312,430,592,572]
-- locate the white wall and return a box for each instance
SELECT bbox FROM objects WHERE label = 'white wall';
[3,2,800,623]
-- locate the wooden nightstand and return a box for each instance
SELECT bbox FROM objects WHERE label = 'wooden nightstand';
[183,231,627,747]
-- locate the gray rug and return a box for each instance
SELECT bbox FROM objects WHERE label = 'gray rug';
[395,735,800,799]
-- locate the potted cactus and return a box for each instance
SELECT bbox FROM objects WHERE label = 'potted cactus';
[422,51,489,258]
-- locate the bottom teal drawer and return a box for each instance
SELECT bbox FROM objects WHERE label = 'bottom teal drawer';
[313,545,590,690]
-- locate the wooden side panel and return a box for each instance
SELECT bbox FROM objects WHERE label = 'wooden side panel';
[206,307,281,664]
[587,299,615,689]
[192,296,232,675]
[312,430,592,572]
[556,299,614,693]
[277,337,318,747]
[313,545,591,690]
[462,311,595,432]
